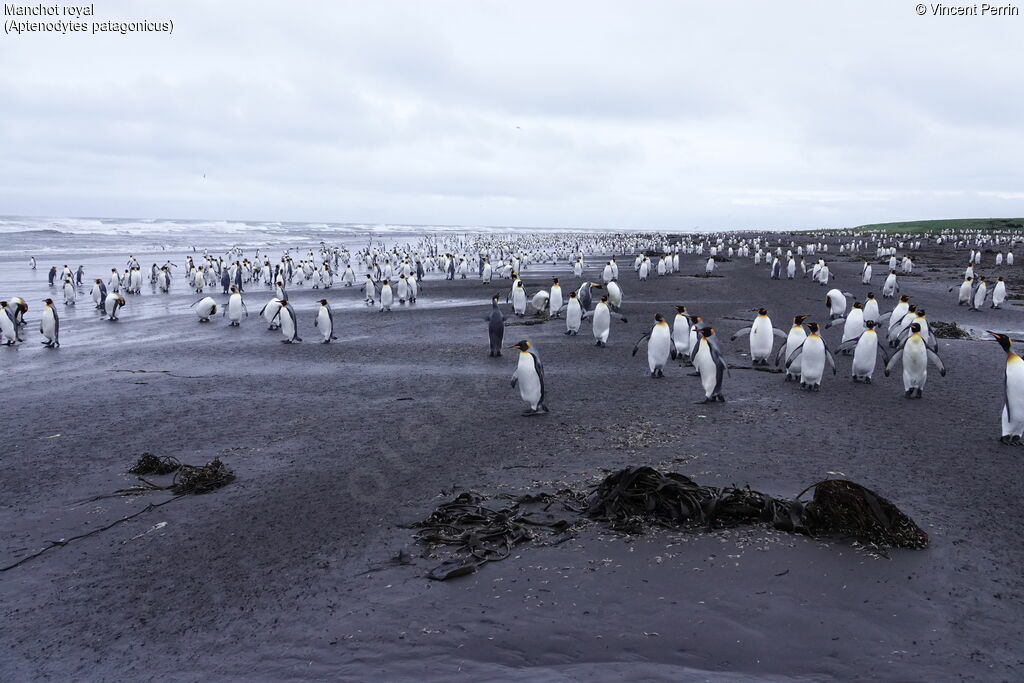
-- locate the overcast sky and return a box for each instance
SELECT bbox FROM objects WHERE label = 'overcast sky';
[1,0,1022,230]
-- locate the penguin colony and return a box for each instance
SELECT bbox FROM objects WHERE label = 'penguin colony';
[5,228,1023,444]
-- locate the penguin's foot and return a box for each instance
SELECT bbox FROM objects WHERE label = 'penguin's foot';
[656,369,664,378]
[695,398,712,404]
[812,384,820,392]
[904,389,914,398]
[715,395,726,402]
[915,388,923,398]
[800,382,807,390]
[864,377,872,384]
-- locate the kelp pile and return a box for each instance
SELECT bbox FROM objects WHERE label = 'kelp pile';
[412,466,928,580]
[126,454,234,495]
[412,490,586,580]
[128,452,181,475]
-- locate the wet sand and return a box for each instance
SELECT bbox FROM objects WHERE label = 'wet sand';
[2,240,1023,680]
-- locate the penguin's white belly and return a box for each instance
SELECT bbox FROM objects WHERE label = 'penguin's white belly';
[903,341,928,389]
[548,290,562,317]
[749,320,773,360]
[1003,361,1024,435]
[512,290,526,313]
[648,327,671,371]
[228,298,243,321]
[281,313,296,339]
[694,344,717,397]
[801,339,825,384]
[567,303,582,331]
[517,357,542,408]
[381,288,394,306]
[317,310,332,339]
[672,318,688,352]
[41,314,56,339]
[842,314,864,343]
[852,334,877,377]
[593,308,610,342]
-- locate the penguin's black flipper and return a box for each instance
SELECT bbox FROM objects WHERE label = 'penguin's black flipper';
[823,344,838,375]
[876,340,891,365]
[631,333,650,357]
[884,348,904,376]
[730,327,752,341]
[785,343,805,370]
[926,349,946,376]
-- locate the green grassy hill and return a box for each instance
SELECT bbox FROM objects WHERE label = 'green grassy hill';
[852,218,1024,234]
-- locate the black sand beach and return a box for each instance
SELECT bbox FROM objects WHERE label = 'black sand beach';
[2,241,1023,681]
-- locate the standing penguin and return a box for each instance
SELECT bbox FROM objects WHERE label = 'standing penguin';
[970,276,989,311]
[690,326,728,403]
[826,301,866,351]
[992,277,1007,309]
[563,291,583,335]
[226,286,248,326]
[314,299,338,343]
[731,308,787,366]
[192,296,218,322]
[632,313,672,377]
[485,294,506,356]
[511,280,528,316]
[509,340,548,415]
[989,332,1024,445]
[91,279,108,311]
[585,294,628,347]
[63,279,76,306]
[606,279,623,311]
[837,320,889,382]
[785,322,836,391]
[39,298,59,348]
[276,299,302,343]
[885,322,945,398]
[379,280,394,312]
[548,278,563,319]
[671,305,689,359]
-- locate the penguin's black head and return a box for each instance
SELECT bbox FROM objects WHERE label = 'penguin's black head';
[516,281,524,288]
[910,322,921,334]
[916,309,926,317]
[230,286,237,293]
[508,339,531,351]
[853,302,863,309]
[0,301,6,308]
[867,292,875,298]
[568,291,577,299]
[989,331,1013,352]
[674,305,686,313]
[794,314,809,324]
[998,276,1005,282]
[600,295,609,302]
[900,295,910,302]
[654,313,664,322]
[699,326,714,337]
[865,320,876,329]
[908,304,917,312]
[319,299,328,305]
[758,308,767,315]
[552,277,559,284]
[807,322,820,334]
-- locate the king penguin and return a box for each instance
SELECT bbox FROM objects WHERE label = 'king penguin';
[885,322,945,398]
[39,298,60,348]
[314,299,338,343]
[731,308,787,366]
[632,313,672,377]
[691,326,728,403]
[785,322,836,391]
[277,298,302,343]
[486,293,506,356]
[989,332,1024,444]
[509,340,548,415]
